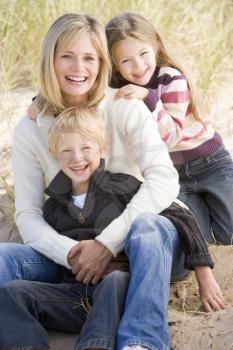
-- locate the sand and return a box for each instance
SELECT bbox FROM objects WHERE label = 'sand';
[0,84,233,350]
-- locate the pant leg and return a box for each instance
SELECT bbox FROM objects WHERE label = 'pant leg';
[176,146,233,244]
[203,148,233,243]
[175,164,214,243]
[76,271,130,350]
[117,212,186,350]
[0,243,62,285]
[0,280,90,349]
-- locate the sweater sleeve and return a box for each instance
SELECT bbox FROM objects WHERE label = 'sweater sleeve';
[12,118,78,268]
[161,203,214,270]
[143,88,159,112]
[151,69,198,149]
[95,98,179,255]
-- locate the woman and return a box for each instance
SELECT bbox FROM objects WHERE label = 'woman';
[0,13,184,350]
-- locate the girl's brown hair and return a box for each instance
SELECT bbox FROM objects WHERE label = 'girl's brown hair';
[105,12,204,122]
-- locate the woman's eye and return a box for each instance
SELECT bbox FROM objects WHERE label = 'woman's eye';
[61,54,72,59]
[62,149,71,153]
[85,56,96,61]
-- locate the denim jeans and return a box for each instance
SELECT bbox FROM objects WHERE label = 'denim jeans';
[0,243,62,285]
[175,146,233,244]
[0,213,186,350]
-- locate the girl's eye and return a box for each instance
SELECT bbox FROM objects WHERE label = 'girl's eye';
[141,51,148,56]
[62,149,71,153]
[121,59,130,64]
[82,147,91,151]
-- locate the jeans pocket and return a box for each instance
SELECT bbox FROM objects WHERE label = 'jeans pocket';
[208,147,232,162]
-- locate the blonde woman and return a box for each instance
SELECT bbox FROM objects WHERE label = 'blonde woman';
[0,13,187,350]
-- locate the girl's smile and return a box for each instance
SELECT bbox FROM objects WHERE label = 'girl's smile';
[114,38,156,85]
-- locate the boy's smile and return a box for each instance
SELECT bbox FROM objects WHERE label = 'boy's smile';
[114,38,156,86]
[56,132,106,195]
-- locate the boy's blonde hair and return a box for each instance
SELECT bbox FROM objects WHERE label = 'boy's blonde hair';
[48,107,108,155]
[105,12,204,123]
[39,13,111,114]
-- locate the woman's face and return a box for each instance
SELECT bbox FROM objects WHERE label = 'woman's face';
[54,33,100,106]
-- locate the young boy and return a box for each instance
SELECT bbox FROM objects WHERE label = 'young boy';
[43,106,225,312]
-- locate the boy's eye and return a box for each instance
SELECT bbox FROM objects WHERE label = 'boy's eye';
[61,54,72,59]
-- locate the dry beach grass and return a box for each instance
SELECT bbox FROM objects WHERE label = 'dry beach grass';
[0,1,233,349]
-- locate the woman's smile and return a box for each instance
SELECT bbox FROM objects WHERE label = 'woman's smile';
[54,33,100,106]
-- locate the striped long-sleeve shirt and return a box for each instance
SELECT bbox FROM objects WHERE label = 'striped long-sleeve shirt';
[111,67,223,165]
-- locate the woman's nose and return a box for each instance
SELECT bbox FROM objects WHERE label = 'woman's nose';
[72,58,84,71]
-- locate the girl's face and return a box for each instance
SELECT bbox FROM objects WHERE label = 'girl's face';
[56,132,106,195]
[114,37,156,86]
[54,33,100,106]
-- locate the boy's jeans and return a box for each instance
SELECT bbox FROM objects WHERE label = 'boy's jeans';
[0,213,186,350]
[0,243,62,285]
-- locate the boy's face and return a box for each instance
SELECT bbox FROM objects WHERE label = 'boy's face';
[114,38,156,86]
[56,132,106,194]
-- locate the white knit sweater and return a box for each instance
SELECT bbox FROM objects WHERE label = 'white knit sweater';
[12,88,179,268]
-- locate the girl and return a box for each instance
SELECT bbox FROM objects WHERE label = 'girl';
[105,11,233,245]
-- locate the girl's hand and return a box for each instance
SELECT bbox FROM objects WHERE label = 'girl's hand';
[27,101,40,120]
[194,266,226,312]
[115,84,149,101]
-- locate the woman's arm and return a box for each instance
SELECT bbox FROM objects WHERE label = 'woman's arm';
[12,118,79,268]
[95,97,179,255]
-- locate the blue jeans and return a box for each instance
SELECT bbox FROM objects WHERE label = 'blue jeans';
[0,243,62,285]
[175,146,233,244]
[0,213,186,350]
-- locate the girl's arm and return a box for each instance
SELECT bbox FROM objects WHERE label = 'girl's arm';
[116,68,204,149]
[95,97,179,255]
[12,118,79,268]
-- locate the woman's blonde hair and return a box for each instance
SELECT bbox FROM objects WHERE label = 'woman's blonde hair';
[48,107,108,155]
[105,12,204,122]
[39,13,111,114]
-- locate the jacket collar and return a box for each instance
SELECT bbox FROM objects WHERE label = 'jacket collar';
[45,158,106,202]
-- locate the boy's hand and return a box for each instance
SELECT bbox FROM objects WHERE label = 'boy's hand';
[27,102,40,120]
[115,84,149,101]
[68,240,113,285]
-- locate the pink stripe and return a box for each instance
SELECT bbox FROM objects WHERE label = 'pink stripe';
[161,91,190,103]
[185,105,192,116]
[180,128,205,142]
[162,132,172,143]
[170,116,184,129]
[157,109,166,121]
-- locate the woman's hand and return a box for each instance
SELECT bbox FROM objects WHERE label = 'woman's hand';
[115,84,149,101]
[68,240,113,285]
[194,266,226,312]
[27,101,40,120]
